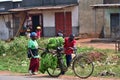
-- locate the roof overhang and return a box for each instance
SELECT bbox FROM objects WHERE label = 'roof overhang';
[9,4,78,12]
[0,12,13,15]
[91,4,120,9]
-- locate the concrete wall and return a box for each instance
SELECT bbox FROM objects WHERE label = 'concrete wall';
[104,9,120,38]
[79,0,104,38]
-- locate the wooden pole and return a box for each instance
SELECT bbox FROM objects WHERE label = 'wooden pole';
[15,11,27,36]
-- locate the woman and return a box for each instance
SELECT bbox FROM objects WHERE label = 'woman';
[28,32,40,75]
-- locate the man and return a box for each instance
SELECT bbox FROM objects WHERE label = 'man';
[64,34,76,67]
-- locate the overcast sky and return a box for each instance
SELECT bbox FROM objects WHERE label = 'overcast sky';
[0,0,22,2]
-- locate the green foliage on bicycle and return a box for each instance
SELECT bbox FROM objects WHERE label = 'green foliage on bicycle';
[39,53,57,73]
[39,52,67,73]
[62,54,67,68]
[46,37,64,49]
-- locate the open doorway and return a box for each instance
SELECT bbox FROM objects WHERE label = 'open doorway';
[29,14,43,36]
[110,13,120,38]
[32,15,40,32]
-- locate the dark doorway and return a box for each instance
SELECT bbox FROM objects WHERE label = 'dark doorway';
[110,13,120,38]
[32,15,39,32]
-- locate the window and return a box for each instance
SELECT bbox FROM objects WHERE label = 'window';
[104,0,120,4]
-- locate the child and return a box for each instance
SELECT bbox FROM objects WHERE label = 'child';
[26,29,31,39]
[36,26,42,39]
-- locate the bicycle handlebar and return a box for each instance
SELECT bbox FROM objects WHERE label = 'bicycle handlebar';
[38,46,77,55]
[38,47,45,51]
[66,47,77,53]
[38,47,56,54]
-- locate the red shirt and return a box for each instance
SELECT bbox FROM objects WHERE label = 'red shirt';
[64,37,76,55]
[36,30,41,38]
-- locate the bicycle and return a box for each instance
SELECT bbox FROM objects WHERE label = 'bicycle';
[39,47,94,79]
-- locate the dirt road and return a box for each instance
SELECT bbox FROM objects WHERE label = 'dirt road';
[76,38,115,50]
[0,71,120,80]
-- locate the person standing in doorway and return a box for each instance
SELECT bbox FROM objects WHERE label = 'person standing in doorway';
[36,26,42,39]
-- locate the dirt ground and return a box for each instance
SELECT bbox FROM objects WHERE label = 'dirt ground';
[0,71,119,80]
[0,38,119,80]
[76,38,115,50]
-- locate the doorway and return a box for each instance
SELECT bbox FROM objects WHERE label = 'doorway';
[110,13,120,38]
[30,14,43,36]
[32,15,40,32]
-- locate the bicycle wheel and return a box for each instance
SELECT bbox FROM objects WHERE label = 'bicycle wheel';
[73,56,94,79]
[47,56,67,77]
[47,67,62,77]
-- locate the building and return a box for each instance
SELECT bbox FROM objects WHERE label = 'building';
[78,0,104,38]
[1,0,117,40]
[0,0,22,40]
[91,0,120,39]
[0,0,79,40]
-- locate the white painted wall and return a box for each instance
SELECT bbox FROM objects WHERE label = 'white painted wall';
[43,11,55,27]
[72,6,79,27]
[42,6,79,28]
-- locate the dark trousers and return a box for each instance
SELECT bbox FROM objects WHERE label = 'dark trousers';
[66,54,72,67]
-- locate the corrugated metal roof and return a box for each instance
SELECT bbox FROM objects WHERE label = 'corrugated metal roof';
[91,4,120,9]
[9,4,78,12]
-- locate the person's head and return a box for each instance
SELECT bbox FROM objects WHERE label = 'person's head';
[37,26,41,30]
[30,32,37,40]
[69,34,75,41]
[57,33,63,37]
[27,29,30,32]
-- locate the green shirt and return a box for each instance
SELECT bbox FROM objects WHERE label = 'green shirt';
[28,39,39,58]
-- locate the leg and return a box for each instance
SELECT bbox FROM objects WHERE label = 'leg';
[29,58,39,74]
[32,58,40,74]
[29,58,35,74]
[29,58,34,72]
[66,54,72,67]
